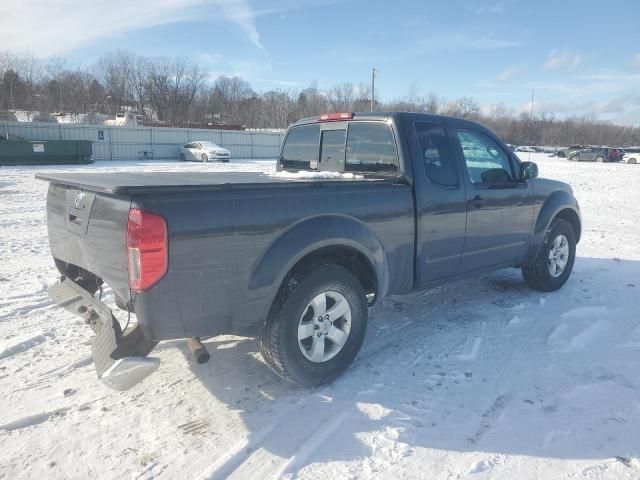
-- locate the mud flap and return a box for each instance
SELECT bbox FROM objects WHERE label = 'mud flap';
[48,278,159,388]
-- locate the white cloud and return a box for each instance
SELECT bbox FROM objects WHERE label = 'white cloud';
[543,48,583,71]
[218,0,263,49]
[468,2,504,14]
[528,95,640,126]
[199,52,224,64]
[0,0,263,57]
[496,64,522,81]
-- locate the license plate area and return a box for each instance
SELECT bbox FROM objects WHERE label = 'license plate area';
[49,278,122,376]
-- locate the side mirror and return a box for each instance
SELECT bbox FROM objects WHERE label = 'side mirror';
[520,161,538,180]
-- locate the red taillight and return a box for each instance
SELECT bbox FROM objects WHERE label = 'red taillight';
[127,208,168,292]
[319,112,353,121]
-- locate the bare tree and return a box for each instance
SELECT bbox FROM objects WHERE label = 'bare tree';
[95,51,134,114]
[146,58,207,126]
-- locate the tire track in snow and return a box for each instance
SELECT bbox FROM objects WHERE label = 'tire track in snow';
[468,394,511,445]
[0,408,68,432]
[0,333,50,360]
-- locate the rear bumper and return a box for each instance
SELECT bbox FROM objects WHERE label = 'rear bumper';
[48,277,159,390]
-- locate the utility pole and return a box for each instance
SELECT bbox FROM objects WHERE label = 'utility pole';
[529,89,534,161]
[370,67,376,112]
[530,89,534,124]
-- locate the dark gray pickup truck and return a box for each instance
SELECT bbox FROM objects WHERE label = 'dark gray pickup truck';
[38,112,581,389]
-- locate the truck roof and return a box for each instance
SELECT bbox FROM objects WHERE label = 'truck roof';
[290,111,470,127]
[35,171,388,195]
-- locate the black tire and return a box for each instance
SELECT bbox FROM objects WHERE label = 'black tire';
[569,155,577,162]
[522,218,576,292]
[179,153,186,161]
[201,153,208,163]
[260,264,368,386]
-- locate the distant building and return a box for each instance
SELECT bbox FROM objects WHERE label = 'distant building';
[104,112,141,127]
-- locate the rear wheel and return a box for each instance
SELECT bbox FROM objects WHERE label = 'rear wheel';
[179,153,186,162]
[596,156,604,163]
[260,264,368,386]
[569,155,577,162]
[201,153,208,163]
[628,157,637,164]
[522,218,576,292]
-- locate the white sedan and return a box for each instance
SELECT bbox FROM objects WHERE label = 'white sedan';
[178,141,231,162]
[623,149,639,165]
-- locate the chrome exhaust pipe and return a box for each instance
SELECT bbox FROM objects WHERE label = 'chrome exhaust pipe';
[187,337,210,364]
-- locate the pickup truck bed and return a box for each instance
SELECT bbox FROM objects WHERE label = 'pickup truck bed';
[40,170,414,343]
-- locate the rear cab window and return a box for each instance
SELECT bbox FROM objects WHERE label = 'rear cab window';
[320,129,347,171]
[280,119,399,174]
[414,122,458,187]
[281,124,320,169]
[345,122,398,172]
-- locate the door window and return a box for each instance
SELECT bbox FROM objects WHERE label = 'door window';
[415,122,458,186]
[456,129,515,184]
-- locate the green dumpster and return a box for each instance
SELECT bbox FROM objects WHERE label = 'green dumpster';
[0,139,93,166]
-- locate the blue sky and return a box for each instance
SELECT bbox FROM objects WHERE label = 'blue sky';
[2,0,639,124]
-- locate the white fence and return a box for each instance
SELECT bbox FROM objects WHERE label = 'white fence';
[1,122,285,161]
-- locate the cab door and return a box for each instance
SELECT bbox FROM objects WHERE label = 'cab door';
[409,119,467,284]
[449,121,534,273]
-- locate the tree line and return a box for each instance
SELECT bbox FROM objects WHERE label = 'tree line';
[1,50,639,146]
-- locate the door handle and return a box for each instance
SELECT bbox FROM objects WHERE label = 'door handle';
[468,195,484,209]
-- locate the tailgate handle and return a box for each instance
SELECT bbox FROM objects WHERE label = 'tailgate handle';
[68,213,83,224]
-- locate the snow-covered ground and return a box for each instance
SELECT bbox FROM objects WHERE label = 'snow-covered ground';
[1,154,639,479]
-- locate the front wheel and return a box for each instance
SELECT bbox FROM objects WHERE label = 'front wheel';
[201,153,208,163]
[596,156,604,163]
[522,218,576,292]
[260,264,368,386]
[569,155,577,162]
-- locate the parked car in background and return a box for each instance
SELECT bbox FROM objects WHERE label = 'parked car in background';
[179,141,231,162]
[623,147,640,164]
[569,147,621,163]
[555,145,583,158]
[515,146,535,152]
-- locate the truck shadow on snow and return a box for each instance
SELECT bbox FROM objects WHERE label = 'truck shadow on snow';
[177,256,640,476]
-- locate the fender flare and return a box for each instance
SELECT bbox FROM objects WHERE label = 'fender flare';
[249,214,389,300]
[527,190,581,263]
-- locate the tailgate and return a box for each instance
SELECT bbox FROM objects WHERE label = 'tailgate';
[45,182,132,301]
